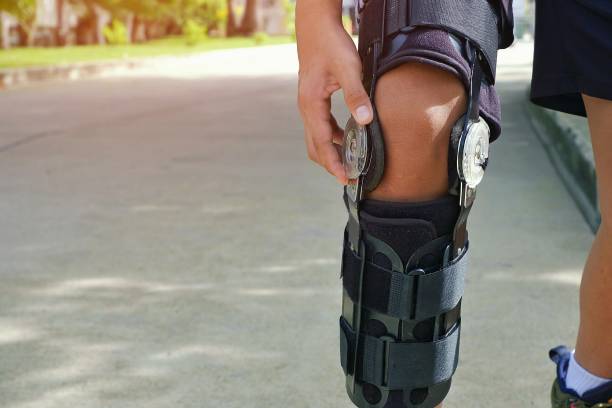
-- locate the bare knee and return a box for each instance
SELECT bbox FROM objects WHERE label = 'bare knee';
[369,63,466,202]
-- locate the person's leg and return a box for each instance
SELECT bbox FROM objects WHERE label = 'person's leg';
[574,95,612,378]
[370,62,467,202]
[373,62,466,408]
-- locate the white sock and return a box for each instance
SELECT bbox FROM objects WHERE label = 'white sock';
[566,351,612,397]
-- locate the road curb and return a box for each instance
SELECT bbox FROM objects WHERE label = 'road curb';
[525,93,600,232]
[0,60,146,90]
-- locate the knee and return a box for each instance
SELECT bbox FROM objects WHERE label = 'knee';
[371,63,467,201]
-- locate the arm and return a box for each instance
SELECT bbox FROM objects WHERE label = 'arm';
[296,0,373,184]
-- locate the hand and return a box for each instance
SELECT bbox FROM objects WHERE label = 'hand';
[296,6,373,185]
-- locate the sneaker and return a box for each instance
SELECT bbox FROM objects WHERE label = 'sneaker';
[550,346,612,408]
[552,378,612,408]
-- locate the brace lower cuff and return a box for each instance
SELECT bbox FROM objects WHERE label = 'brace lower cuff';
[340,196,467,408]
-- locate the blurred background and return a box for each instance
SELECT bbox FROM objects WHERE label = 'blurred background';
[1,0,291,45]
[0,1,598,408]
[0,0,296,66]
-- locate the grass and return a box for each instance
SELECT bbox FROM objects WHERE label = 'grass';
[0,35,294,69]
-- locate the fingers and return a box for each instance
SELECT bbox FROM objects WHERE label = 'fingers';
[303,127,347,185]
[333,57,373,126]
[314,130,347,184]
[299,85,348,184]
[304,128,318,162]
[309,111,347,184]
[298,52,371,184]
[330,116,345,145]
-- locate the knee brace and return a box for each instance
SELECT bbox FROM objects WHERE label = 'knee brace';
[339,1,500,407]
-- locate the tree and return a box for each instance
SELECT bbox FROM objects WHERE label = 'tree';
[226,0,257,37]
[94,0,160,43]
[0,12,10,49]
[238,0,256,36]
[161,0,227,36]
[67,0,102,44]
[226,0,237,36]
[55,0,65,45]
[0,0,37,46]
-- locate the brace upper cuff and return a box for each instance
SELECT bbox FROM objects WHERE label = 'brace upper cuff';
[359,0,500,82]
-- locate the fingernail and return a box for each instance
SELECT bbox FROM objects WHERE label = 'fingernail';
[355,105,371,123]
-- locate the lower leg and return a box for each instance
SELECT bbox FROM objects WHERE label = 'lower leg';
[574,95,612,378]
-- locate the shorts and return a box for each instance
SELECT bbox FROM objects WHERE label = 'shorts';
[531,0,612,116]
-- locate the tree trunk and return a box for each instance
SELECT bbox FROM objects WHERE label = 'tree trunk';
[81,0,105,45]
[25,23,37,47]
[55,0,65,46]
[226,0,238,37]
[93,5,111,45]
[238,0,258,36]
[125,12,134,44]
[0,12,10,50]
[131,15,142,43]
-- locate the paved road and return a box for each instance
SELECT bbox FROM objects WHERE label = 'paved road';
[0,42,594,408]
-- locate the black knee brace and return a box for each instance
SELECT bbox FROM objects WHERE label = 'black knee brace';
[340,196,465,407]
[338,1,502,407]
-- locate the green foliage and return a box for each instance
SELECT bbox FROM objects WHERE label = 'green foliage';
[164,0,226,29]
[283,0,296,38]
[68,0,223,30]
[253,31,268,45]
[103,19,128,45]
[342,15,352,33]
[2,0,290,47]
[0,0,36,27]
[203,0,227,32]
[183,19,206,45]
[73,0,160,20]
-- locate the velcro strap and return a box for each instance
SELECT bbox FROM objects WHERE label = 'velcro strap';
[360,0,500,81]
[339,317,460,388]
[342,241,468,321]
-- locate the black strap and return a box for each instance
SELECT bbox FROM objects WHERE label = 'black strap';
[342,240,468,321]
[360,0,499,82]
[340,317,460,388]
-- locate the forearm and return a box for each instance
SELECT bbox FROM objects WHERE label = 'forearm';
[296,0,344,63]
[296,0,343,27]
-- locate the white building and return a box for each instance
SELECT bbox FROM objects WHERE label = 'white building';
[257,0,288,35]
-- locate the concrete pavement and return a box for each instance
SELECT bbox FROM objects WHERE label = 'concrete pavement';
[0,42,594,407]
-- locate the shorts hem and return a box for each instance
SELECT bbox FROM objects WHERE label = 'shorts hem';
[531,74,612,116]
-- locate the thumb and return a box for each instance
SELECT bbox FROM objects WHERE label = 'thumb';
[338,66,373,126]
